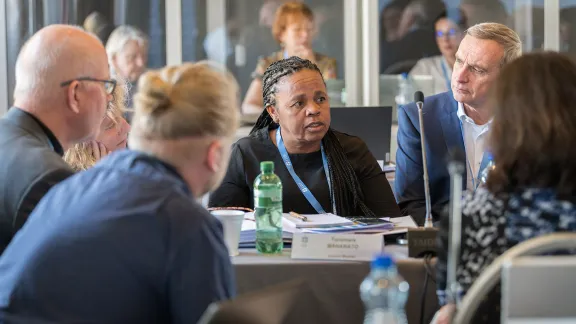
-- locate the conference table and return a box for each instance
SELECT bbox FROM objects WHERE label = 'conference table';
[232,245,439,324]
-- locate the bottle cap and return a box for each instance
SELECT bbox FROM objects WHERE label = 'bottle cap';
[372,254,394,269]
[260,161,274,173]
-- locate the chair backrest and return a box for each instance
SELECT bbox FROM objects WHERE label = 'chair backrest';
[329,106,393,162]
[197,279,329,324]
[454,233,576,324]
[382,59,419,75]
[379,74,435,106]
[502,255,576,323]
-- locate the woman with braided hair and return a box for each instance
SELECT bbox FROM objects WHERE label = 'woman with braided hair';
[210,56,400,217]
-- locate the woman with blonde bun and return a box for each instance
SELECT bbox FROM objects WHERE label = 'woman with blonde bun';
[0,61,239,323]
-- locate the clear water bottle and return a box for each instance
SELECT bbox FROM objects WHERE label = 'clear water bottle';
[479,153,495,186]
[360,255,409,324]
[254,161,283,254]
[395,73,414,106]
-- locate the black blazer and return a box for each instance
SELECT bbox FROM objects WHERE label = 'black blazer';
[0,108,74,253]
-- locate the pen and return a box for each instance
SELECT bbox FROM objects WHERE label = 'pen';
[289,211,308,222]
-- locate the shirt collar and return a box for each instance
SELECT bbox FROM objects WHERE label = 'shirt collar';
[457,102,493,127]
[128,151,192,197]
[457,102,467,121]
[19,108,64,156]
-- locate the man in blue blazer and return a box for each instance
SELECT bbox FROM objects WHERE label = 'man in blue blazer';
[395,23,522,225]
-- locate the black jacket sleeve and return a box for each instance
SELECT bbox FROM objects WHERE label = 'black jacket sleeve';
[15,168,73,232]
[209,144,252,209]
[351,139,401,217]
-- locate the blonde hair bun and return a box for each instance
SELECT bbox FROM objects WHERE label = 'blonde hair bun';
[131,61,240,141]
[135,70,173,116]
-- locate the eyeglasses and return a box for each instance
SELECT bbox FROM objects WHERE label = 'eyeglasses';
[436,29,461,39]
[60,77,117,95]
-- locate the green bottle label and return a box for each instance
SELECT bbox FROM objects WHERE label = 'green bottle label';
[254,189,282,202]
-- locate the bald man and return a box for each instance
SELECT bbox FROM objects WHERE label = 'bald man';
[0,25,112,253]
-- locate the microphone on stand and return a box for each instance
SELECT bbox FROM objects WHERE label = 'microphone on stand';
[407,91,439,258]
[446,148,466,306]
[414,91,433,228]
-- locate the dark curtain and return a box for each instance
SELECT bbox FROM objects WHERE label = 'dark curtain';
[4,0,169,104]
[182,0,207,62]
[6,0,43,107]
[114,0,165,68]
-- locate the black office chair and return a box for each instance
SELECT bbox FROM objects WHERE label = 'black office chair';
[382,59,420,75]
[197,279,331,324]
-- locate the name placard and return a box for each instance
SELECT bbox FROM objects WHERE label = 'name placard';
[291,233,384,261]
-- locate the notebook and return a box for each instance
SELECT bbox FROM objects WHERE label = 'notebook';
[301,216,417,234]
[283,213,354,229]
[302,222,394,233]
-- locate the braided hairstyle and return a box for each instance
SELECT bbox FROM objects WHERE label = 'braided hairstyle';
[251,56,376,217]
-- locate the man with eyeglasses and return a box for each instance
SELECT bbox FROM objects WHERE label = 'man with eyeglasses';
[409,9,468,95]
[0,25,112,254]
[395,23,522,226]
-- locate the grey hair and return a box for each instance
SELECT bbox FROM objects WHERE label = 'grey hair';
[105,25,149,60]
[466,22,522,67]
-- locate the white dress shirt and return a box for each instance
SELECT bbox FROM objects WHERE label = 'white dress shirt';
[409,55,452,95]
[457,102,492,190]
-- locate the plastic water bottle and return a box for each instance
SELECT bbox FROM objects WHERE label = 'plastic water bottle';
[360,255,409,324]
[254,161,283,254]
[479,153,495,186]
[395,73,414,106]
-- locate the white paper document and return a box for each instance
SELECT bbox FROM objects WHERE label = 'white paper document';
[378,216,418,235]
[283,213,354,229]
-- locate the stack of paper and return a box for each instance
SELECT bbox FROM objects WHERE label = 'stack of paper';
[238,213,300,248]
[283,213,354,228]
[239,214,418,247]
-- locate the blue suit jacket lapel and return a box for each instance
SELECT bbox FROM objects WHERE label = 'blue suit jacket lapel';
[439,96,467,187]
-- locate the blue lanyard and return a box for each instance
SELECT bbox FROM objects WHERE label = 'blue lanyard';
[441,58,451,91]
[459,120,491,190]
[276,128,332,213]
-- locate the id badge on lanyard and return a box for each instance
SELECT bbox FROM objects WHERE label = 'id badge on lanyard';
[276,127,333,213]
